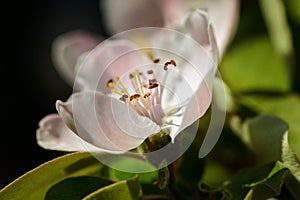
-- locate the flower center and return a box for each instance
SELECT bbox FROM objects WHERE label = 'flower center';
[107,59,177,126]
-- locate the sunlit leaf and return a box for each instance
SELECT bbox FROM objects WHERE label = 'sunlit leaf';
[220,35,290,93]
[0,152,102,200]
[103,157,157,184]
[82,175,142,200]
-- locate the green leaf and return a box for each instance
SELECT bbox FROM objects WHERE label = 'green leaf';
[201,160,232,187]
[239,94,300,158]
[284,172,300,199]
[281,132,300,182]
[82,175,142,200]
[45,176,113,200]
[103,157,158,184]
[247,165,286,199]
[259,0,294,57]
[0,152,103,200]
[230,114,288,163]
[220,35,290,93]
[106,168,157,185]
[221,162,287,200]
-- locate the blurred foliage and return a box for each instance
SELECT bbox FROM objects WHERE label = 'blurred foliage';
[1,0,300,199]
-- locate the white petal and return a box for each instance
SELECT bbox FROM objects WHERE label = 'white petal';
[36,114,123,153]
[169,72,214,141]
[52,30,102,85]
[74,39,152,92]
[61,92,160,151]
[140,11,217,110]
[186,0,240,57]
[149,11,217,141]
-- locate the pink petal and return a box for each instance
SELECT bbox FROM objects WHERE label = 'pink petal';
[75,39,152,92]
[52,30,102,85]
[183,9,218,58]
[57,92,160,151]
[139,10,217,111]
[173,73,214,139]
[36,114,123,153]
[165,10,218,141]
[101,0,164,34]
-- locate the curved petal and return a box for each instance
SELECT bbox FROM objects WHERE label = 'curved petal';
[101,0,164,34]
[36,114,123,153]
[186,0,240,57]
[52,30,102,86]
[157,10,218,141]
[58,92,160,151]
[182,9,219,60]
[74,39,152,92]
[170,68,214,141]
[138,11,217,110]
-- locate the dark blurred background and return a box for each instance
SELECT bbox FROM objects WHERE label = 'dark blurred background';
[2,0,107,188]
[2,0,300,189]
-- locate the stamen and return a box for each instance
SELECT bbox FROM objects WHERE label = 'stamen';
[164,60,177,70]
[149,79,157,84]
[153,58,160,63]
[164,61,171,71]
[148,82,159,89]
[147,70,154,74]
[170,59,177,66]
[130,94,141,101]
[143,92,151,98]
[111,89,123,96]
[119,94,129,102]
[107,79,114,87]
[130,100,150,117]
[132,70,144,96]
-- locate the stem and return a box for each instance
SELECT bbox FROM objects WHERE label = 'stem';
[167,164,184,200]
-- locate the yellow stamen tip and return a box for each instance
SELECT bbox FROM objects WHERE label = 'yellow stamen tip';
[116,76,120,81]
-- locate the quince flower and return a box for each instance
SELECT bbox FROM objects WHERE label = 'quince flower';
[50,0,238,86]
[37,10,218,153]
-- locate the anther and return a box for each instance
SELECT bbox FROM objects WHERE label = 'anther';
[130,94,141,101]
[107,79,114,87]
[149,78,157,84]
[143,92,151,98]
[164,61,171,70]
[153,58,160,63]
[164,59,177,70]
[119,94,128,102]
[148,83,159,89]
[170,59,176,66]
[147,70,154,74]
